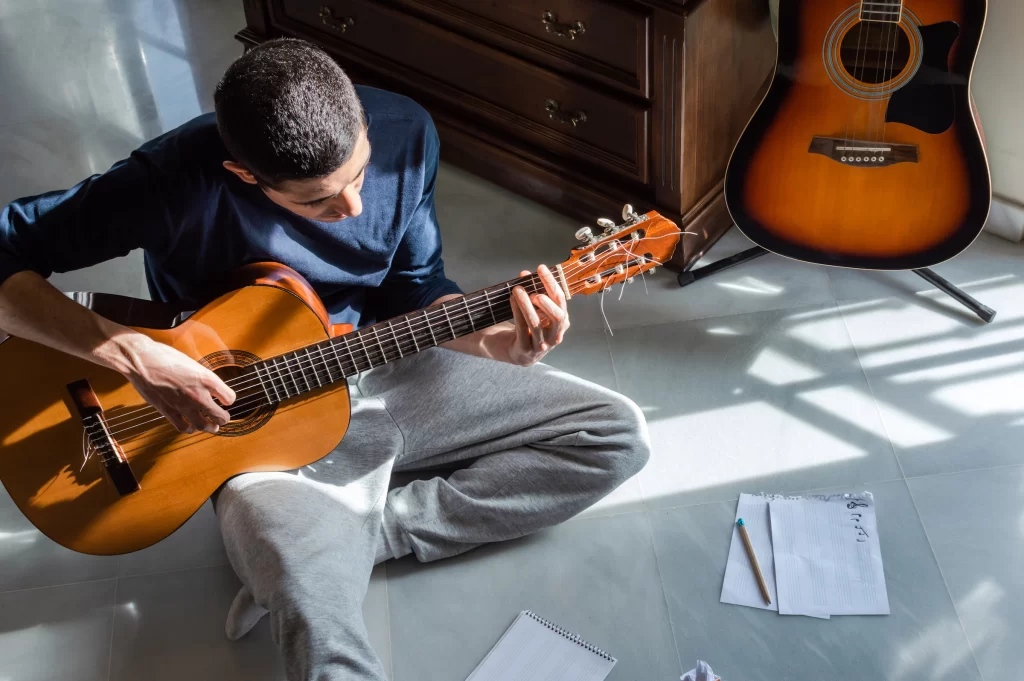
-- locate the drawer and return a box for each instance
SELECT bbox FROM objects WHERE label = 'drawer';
[426,0,649,94]
[274,0,649,181]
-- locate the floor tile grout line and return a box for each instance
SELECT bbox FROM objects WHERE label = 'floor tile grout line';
[0,559,232,597]
[901,459,1024,483]
[0,575,117,597]
[106,578,119,681]
[836,302,987,680]
[642,509,685,677]
[117,558,231,581]
[902,477,987,680]
[381,563,395,681]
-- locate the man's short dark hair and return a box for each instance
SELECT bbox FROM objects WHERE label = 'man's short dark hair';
[214,38,365,188]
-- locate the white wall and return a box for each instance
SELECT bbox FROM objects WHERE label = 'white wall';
[973,0,1024,205]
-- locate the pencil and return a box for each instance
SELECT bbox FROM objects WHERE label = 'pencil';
[737,518,772,605]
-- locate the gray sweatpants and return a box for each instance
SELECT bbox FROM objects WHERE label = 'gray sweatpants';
[213,347,650,681]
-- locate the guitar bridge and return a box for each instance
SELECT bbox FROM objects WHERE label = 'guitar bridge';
[809,136,918,167]
[67,379,140,497]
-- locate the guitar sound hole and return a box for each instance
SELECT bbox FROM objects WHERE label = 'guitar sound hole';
[199,350,276,436]
[840,21,911,85]
[213,365,261,421]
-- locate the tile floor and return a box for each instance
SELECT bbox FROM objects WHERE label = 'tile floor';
[2,1,1024,680]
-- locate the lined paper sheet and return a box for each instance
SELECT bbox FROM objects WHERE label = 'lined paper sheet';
[769,493,890,616]
[465,611,616,681]
[720,494,779,612]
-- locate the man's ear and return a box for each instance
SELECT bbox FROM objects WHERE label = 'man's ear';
[223,160,259,185]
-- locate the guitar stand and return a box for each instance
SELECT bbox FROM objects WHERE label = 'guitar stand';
[676,244,997,324]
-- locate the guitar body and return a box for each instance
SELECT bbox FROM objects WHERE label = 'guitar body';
[0,264,351,555]
[725,0,991,270]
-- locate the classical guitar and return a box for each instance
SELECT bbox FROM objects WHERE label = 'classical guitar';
[0,206,679,556]
[725,0,991,270]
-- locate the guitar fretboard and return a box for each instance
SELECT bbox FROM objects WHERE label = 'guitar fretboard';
[860,0,903,23]
[231,273,549,411]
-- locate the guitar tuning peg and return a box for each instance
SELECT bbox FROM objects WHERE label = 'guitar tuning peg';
[648,267,657,276]
[575,226,596,244]
[622,203,641,223]
[596,217,616,233]
[626,277,635,284]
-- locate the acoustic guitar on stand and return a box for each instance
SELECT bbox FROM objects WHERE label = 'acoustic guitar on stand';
[0,206,680,556]
[725,0,991,270]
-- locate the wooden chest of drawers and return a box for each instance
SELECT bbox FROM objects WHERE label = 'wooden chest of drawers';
[237,0,775,269]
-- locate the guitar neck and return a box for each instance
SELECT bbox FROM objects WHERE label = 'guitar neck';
[243,272,553,405]
[860,0,903,22]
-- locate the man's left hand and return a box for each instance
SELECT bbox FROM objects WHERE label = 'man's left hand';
[505,264,570,366]
[439,264,570,366]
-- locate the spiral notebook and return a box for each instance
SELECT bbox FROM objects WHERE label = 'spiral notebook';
[465,610,617,681]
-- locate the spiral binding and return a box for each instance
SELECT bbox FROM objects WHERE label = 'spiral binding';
[524,611,617,662]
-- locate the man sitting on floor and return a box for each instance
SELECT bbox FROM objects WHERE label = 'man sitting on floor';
[0,38,650,680]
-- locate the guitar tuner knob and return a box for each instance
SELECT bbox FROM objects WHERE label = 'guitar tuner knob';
[648,267,657,275]
[626,277,635,284]
[575,226,596,244]
[596,217,616,233]
[622,203,641,223]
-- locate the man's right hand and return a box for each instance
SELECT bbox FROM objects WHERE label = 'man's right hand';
[0,271,235,434]
[117,335,237,434]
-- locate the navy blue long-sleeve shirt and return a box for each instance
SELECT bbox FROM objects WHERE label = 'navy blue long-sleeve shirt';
[0,86,462,328]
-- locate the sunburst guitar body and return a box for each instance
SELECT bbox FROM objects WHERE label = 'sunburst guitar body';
[725,0,991,270]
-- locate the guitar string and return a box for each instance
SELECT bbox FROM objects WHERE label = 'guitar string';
[879,0,903,145]
[102,231,666,428]
[88,245,672,441]
[89,242,658,435]
[842,0,872,163]
[108,247,672,458]
[112,256,652,455]
[871,1,898,144]
[95,247,663,441]
[110,248,664,455]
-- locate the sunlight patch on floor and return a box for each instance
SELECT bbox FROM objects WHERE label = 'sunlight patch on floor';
[715,276,783,295]
[890,614,975,681]
[888,350,1024,384]
[747,347,822,386]
[932,370,1024,417]
[860,324,1024,369]
[642,400,865,495]
[799,385,952,448]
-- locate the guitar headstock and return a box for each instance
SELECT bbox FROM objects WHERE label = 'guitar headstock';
[558,205,681,298]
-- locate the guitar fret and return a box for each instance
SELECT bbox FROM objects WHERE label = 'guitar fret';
[424,310,438,346]
[388,321,403,358]
[339,335,360,375]
[254,364,277,403]
[271,358,291,398]
[483,289,498,326]
[358,330,374,368]
[370,326,388,363]
[293,352,312,393]
[406,315,420,352]
[316,344,336,383]
[304,348,323,388]
[441,304,457,340]
[462,297,476,332]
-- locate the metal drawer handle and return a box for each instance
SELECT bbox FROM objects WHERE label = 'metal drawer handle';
[541,11,585,40]
[545,99,587,127]
[320,6,355,32]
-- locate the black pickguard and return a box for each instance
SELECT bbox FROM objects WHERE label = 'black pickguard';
[886,22,962,134]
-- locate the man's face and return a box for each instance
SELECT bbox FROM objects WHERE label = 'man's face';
[224,128,371,223]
